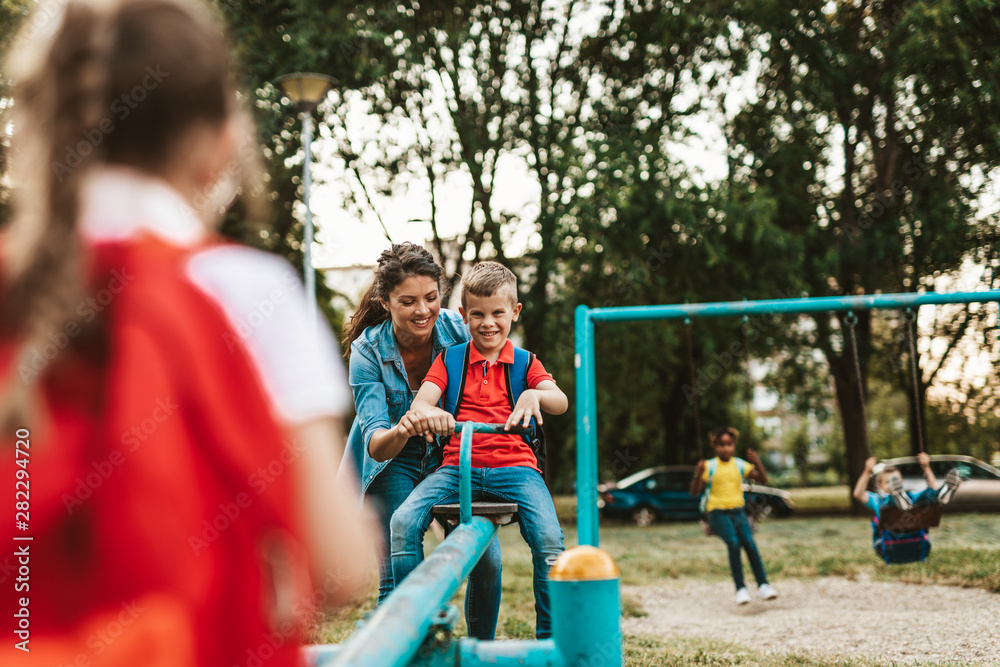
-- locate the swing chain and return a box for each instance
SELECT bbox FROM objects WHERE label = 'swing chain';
[741,316,754,449]
[903,308,926,454]
[684,318,705,458]
[843,311,873,457]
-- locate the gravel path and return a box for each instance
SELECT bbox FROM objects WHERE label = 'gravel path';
[623,577,1000,665]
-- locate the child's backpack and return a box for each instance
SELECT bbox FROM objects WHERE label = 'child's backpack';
[872,517,931,564]
[698,457,757,535]
[440,342,547,472]
[699,457,750,512]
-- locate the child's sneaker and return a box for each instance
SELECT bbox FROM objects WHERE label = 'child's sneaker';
[758,583,778,601]
[887,476,913,510]
[735,587,751,605]
[938,468,963,505]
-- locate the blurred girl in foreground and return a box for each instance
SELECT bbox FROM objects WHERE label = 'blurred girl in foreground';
[0,1,372,664]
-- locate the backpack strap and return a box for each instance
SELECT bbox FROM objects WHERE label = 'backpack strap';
[441,343,471,417]
[699,458,719,513]
[505,345,546,471]
[504,346,533,414]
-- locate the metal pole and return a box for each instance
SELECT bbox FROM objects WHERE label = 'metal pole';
[587,290,1000,323]
[460,422,473,524]
[302,108,317,325]
[575,305,598,546]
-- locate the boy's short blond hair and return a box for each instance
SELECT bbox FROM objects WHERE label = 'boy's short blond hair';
[461,261,518,308]
[874,465,900,488]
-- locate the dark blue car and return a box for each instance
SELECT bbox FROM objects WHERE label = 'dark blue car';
[598,466,795,526]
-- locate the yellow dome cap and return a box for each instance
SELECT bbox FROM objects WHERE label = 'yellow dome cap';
[549,546,620,581]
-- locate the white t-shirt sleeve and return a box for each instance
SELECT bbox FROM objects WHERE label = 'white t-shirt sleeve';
[186,245,351,424]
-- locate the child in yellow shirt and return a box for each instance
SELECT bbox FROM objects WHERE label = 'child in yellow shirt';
[690,426,778,605]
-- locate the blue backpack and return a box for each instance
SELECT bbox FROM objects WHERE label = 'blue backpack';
[872,517,931,565]
[440,342,547,472]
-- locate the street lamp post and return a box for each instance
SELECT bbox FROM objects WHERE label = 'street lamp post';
[274,72,337,323]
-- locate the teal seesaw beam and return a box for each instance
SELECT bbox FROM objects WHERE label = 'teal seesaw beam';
[327,422,494,667]
[574,289,1000,547]
[327,514,497,666]
[312,420,621,666]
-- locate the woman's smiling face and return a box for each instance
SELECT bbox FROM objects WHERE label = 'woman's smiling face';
[382,275,441,344]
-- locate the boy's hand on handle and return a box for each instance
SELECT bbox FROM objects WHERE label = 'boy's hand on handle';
[423,407,456,440]
[506,389,543,430]
[917,452,931,469]
[864,456,877,473]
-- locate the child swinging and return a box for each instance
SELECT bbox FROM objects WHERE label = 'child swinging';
[854,454,962,564]
[843,310,962,564]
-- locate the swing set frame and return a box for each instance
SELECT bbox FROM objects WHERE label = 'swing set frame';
[573,289,1000,547]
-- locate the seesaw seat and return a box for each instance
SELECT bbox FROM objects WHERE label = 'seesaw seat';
[432,501,518,527]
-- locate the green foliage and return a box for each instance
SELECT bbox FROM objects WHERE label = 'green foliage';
[311,1,783,486]
[0,0,32,227]
[213,1,370,341]
[288,0,1000,490]
[5,1,1000,489]
[714,0,1000,493]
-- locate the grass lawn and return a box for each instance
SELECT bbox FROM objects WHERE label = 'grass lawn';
[555,486,857,519]
[313,512,1000,665]
[786,486,853,513]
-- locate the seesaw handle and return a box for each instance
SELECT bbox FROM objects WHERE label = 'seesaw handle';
[454,422,530,523]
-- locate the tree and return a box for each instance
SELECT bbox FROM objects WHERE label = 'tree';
[0,0,33,227]
[214,0,374,337]
[315,0,753,485]
[722,0,1000,508]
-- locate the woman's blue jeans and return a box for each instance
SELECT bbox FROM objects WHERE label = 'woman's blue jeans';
[366,438,501,639]
[707,508,769,591]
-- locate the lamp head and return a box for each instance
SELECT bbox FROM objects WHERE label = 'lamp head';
[274,72,337,112]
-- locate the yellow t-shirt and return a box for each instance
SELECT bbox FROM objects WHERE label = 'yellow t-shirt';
[702,457,754,511]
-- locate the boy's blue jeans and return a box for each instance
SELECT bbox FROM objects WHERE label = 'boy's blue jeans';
[367,440,502,639]
[707,508,769,591]
[391,464,564,638]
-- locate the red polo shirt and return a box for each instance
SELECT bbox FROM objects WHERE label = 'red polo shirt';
[424,339,553,471]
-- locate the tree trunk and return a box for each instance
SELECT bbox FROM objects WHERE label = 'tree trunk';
[660,373,689,466]
[905,361,927,456]
[827,346,873,515]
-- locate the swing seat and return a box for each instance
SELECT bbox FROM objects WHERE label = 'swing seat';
[432,502,519,528]
[879,504,942,534]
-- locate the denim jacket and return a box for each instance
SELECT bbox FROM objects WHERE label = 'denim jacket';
[340,309,469,501]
